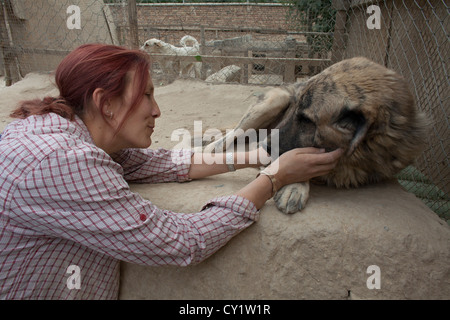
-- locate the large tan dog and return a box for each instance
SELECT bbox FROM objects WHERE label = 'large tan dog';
[208,57,429,213]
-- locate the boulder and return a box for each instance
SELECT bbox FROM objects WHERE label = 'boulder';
[118,79,450,300]
[206,65,241,83]
[121,173,450,299]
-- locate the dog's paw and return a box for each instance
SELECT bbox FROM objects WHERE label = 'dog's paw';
[273,182,310,214]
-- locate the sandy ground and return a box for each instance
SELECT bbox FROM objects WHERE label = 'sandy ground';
[0,73,271,143]
[0,73,58,132]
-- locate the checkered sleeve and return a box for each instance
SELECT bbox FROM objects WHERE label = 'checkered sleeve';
[9,146,259,266]
[112,148,193,183]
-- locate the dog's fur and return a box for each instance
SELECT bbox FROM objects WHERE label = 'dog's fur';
[141,35,202,78]
[207,57,429,213]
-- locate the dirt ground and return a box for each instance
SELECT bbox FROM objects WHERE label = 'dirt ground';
[0,73,271,142]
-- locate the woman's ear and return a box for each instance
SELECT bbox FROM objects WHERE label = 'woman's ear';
[92,88,105,110]
[92,88,113,120]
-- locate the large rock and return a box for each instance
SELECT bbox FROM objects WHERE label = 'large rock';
[1,76,447,299]
[121,172,450,300]
[118,79,450,300]
[206,65,242,83]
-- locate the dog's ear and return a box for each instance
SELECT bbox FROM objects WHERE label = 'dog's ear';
[336,108,368,155]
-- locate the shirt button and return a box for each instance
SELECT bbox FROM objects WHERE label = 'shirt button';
[139,214,147,222]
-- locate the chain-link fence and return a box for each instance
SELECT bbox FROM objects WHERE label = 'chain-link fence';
[338,0,449,224]
[0,0,448,223]
[109,0,334,85]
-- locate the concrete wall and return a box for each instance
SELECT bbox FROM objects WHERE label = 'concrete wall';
[2,0,118,80]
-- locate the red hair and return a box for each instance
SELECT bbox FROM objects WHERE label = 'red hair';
[11,44,151,130]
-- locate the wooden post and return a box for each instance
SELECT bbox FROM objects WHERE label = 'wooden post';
[331,0,349,63]
[200,26,206,80]
[284,37,296,83]
[128,0,139,49]
[0,1,15,86]
[242,49,251,84]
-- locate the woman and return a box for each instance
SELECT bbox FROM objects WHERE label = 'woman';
[0,44,342,299]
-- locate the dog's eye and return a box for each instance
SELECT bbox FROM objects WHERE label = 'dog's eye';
[336,109,365,132]
[339,119,355,130]
[297,113,313,124]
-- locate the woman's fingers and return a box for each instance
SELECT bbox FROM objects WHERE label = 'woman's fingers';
[272,148,343,186]
[314,148,343,165]
[293,148,343,163]
[308,149,343,175]
[292,147,326,154]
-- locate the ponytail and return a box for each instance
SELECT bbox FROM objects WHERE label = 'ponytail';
[11,96,75,120]
[9,44,150,124]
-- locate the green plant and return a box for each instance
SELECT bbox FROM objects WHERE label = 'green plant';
[284,0,336,55]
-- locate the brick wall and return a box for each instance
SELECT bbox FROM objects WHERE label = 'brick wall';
[109,3,294,45]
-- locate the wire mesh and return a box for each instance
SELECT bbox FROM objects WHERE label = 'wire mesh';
[0,0,448,222]
[108,1,334,85]
[342,0,449,223]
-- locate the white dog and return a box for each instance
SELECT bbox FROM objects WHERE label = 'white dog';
[141,35,202,78]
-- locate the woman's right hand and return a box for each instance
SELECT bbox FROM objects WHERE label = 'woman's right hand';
[265,148,343,191]
[235,147,343,209]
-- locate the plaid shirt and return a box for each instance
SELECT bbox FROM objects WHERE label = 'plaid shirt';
[0,113,259,300]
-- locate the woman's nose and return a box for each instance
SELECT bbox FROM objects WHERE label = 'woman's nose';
[152,98,161,118]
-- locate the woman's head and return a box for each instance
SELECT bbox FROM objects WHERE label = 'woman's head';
[11,44,161,154]
[12,44,152,129]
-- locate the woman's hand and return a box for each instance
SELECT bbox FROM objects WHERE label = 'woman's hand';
[235,148,343,209]
[264,148,343,191]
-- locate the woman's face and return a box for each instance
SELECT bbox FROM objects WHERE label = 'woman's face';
[109,71,161,151]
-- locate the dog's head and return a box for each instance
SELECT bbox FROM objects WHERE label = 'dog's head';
[140,39,165,54]
[266,57,429,187]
